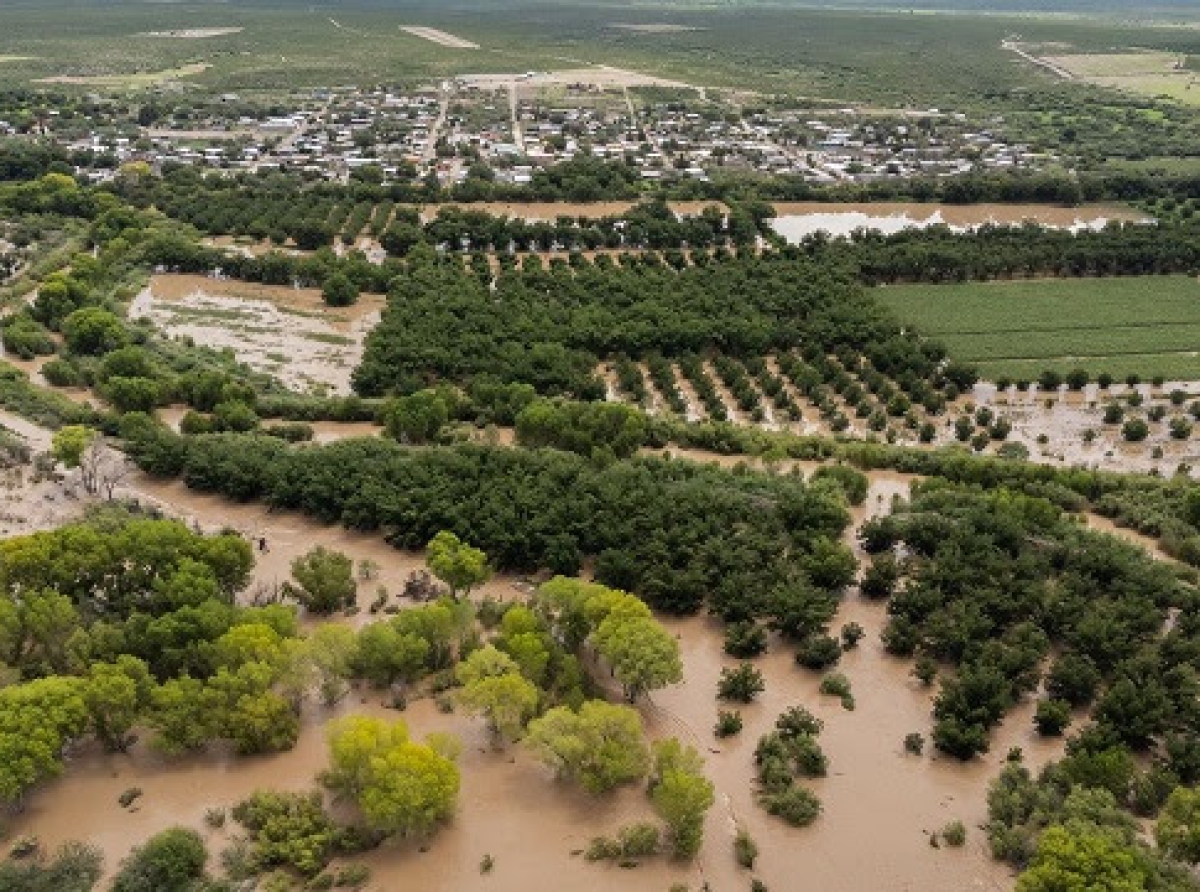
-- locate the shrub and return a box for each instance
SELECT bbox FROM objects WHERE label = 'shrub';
[110,827,208,892]
[715,710,744,738]
[840,622,864,650]
[1122,418,1149,442]
[734,828,758,869]
[724,620,767,658]
[776,706,823,739]
[941,820,966,847]
[820,672,854,710]
[796,634,841,671]
[903,732,924,755]
[1033,699,1072,737]
[718,664,765,703]
[761,786,821,827]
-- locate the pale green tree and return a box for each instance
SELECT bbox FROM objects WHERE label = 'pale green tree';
[323,715,460,838]
[455,645,539,744]
[525,700,648,794]
[426,531,491,599]
[1156,786,1200,864]
[1015,826,1146,892]
[591,605,682,701]
[649,738,714,859]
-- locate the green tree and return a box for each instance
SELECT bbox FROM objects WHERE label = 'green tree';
[110,827,208,892]
[1156,786,1200,864]
[426,531,491,600]
[0,841,102,892]
[322,272,359,307]
[51,425,96,470]
[591,603,682,701]
[83,656,152,752]
[308,624,357,706]
[290,547,356,614]
[0,676,88,805]
[525,700,648,794]
[455,645,539,744]
[649,738,715,859]
[323,715,460,838]
[353,622,430,687]
[61,307,127,355]
[383,390,449,444]
[1015,825,1146,892]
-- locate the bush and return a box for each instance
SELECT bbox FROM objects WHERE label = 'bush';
[724,620,767,658]
[111,827,208,892]
[290,547,356,614]
[715,710,744,738]
[903,732,924,755]
[1033,699,1072,737]
[840,622,864,650]
[941,820,966,847]
[819,672,854,710]
[796,634,841,671]
[322,272,359,307]
[1122,418,1149,442]
[734,828,758,869]
[761,786,821,827]
[718,664,764,703]
[776,705,823,739]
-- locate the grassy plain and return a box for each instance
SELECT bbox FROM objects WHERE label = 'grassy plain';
[0,0,1196,107]
[879,276,1200,379]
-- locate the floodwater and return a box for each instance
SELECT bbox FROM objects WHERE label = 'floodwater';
[770,202,1149,242]
[2,441,1118,892]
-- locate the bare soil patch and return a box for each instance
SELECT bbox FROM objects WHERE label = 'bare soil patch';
[459,66,690,91]
[418,200,724,222]
[140,28,244,39]
[130,274,382,396]
[610,23,703,34]
[401,26,479,49]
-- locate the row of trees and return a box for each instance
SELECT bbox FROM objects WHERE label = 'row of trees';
[352,249,938,401]
[123,428,859,620]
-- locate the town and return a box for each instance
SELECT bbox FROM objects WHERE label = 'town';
[2,75,1055,186]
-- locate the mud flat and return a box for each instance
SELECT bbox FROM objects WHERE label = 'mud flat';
[770,201,1148,242]
[401,26,479,49]
[130,274,383,396]
[418,200,724,222]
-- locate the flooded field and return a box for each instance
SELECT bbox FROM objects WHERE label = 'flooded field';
[0,405,1163,891]
[130,274,383,396]
[769,201,1149,242]
[418,200,724,222]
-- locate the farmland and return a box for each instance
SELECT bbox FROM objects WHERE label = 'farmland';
[878,275,1200,379]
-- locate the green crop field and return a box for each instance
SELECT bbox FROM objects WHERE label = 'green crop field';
[878,275,1200,380]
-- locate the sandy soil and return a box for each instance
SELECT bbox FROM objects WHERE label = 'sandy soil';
[401,26,479,50]
[130,274,383,396]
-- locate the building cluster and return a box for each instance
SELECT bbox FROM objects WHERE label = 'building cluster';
[23,82,1053,185]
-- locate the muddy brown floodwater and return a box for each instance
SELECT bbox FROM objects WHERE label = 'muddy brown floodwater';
[8,451,1076,891]
[770,201,1149,242]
